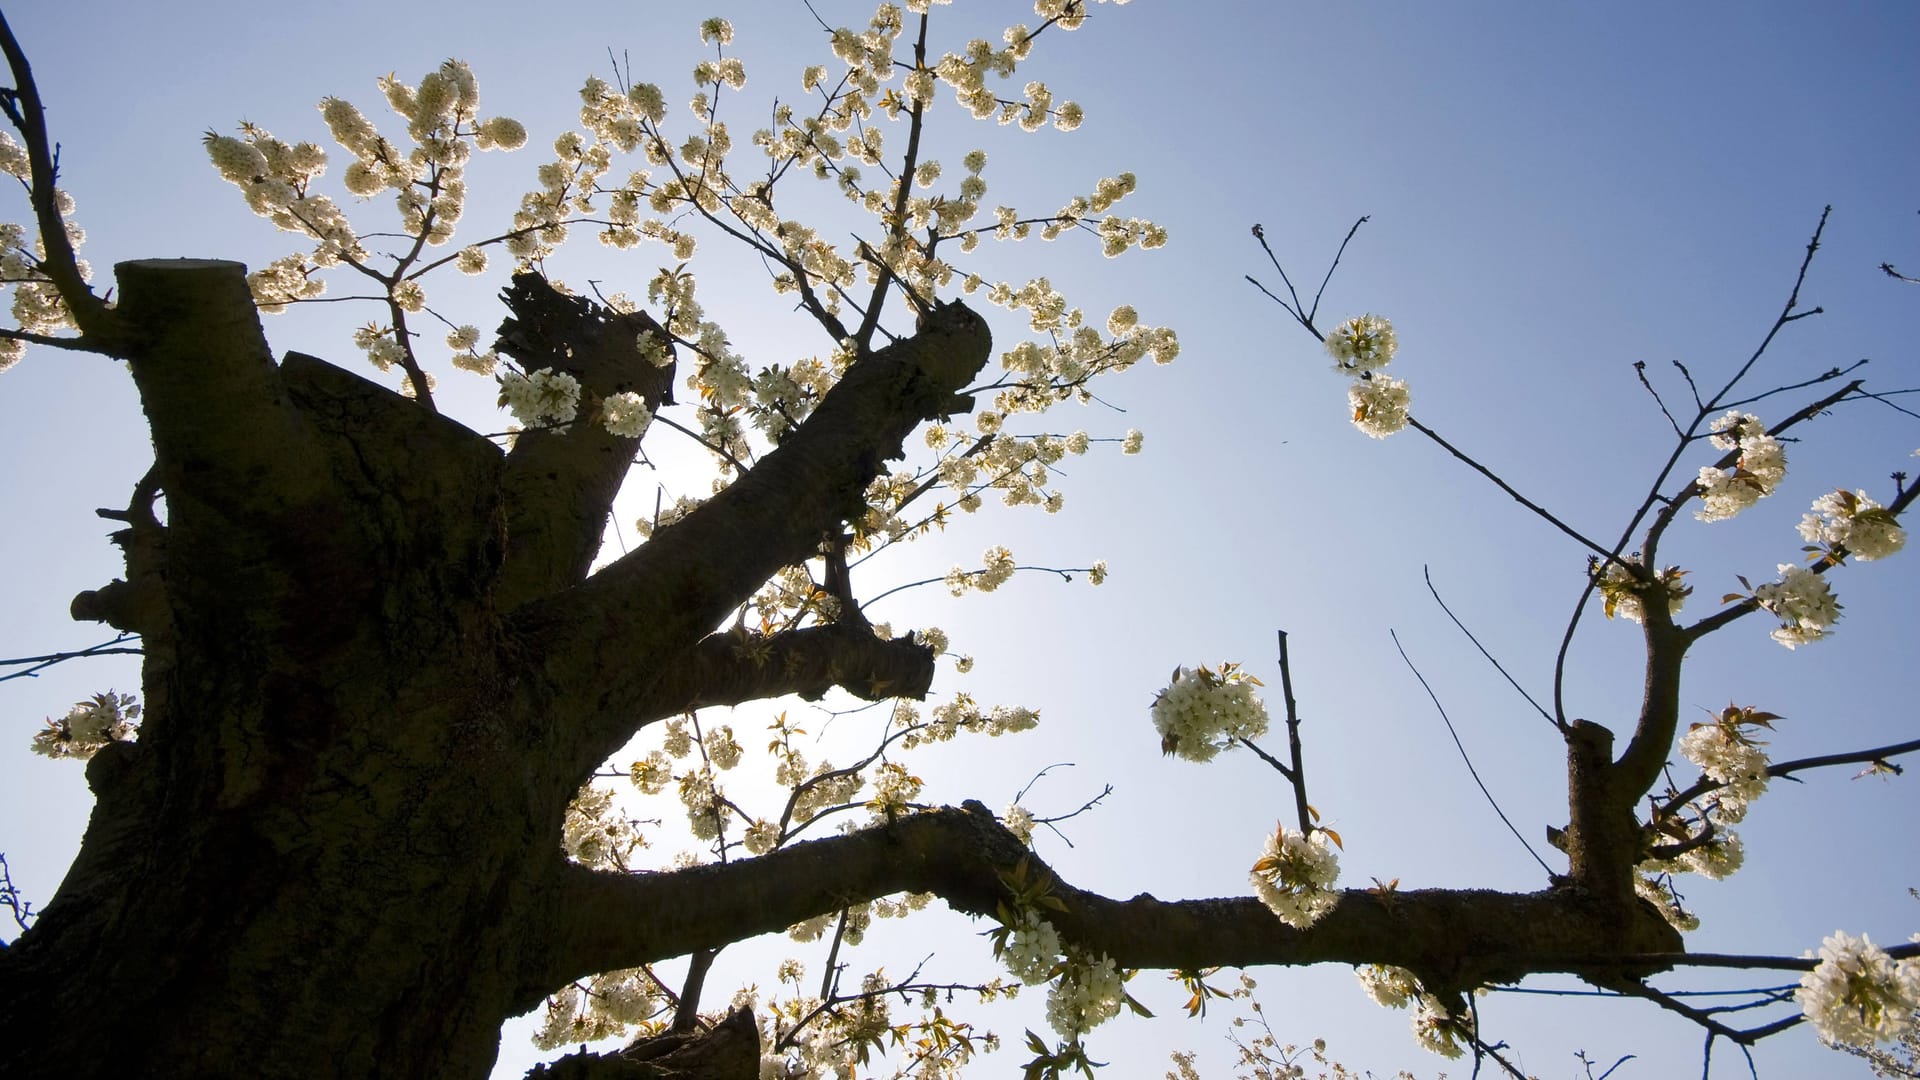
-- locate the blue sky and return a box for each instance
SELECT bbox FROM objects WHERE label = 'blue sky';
[3,2,1917,1076]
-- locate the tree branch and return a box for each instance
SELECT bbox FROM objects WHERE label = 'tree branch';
[523,301,991,775]
[534,802,1683,1008]
[1655,737,1920,821]
[637,623,937,718]
[117,261,335,551]
[0,12,121,348]
[491,274,676,610]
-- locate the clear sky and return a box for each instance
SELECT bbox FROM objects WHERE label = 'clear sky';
[2,2,1917,1077]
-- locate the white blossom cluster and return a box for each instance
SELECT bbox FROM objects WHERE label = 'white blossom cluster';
[1797,931,1920,1049]
[896,693,1038,750]
[1150,663,1270,763]
[1799,488,1907,562]
[753,963,989,1080]
[1353,965,1471,1059]
[1249,825,1340,929]
[1636,705,1776,928]
[206,60,526,323]
[1045,953,1126,1039]
[530,967,658,1050]
[1324,313,1396,375]
[1322,314,1408,438]
[1002,802,1036,845]
[865,760,923,817]
[1355,964,1419,1009]
[1678,717,1771,824]
[0,134,90,371]
[1001,910,1063,984]
[29,691,140,760]
[599,390,654,438]
[703,724,743,769]
[499,367,582,428]
[1753,563,1841,648]
[1694,411,1786,522]
[1593,554,1689,625]
[945,545,1018,595]
[1409,996,1471,1059]
[561,784,644,871]
[634,494,706,541]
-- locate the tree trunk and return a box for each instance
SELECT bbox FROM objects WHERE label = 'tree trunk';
[0,260,992,1079]
[0,263,579,1077]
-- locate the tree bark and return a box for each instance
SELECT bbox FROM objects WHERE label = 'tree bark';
[0,263,984,1079]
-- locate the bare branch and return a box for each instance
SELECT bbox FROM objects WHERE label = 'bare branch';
[1407,417,1613,560]
[1424,566,1560,732]
[0,633,143,683]
[1391,630,1555,876]
[1307,215,1370,325]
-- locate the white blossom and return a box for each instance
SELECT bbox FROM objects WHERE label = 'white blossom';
[1325,313,1397,374]
[1151,663,1269,763]
[499,368,582,427]
[1410,995,1471,1059]
[1695,413,1786,522]
[30,691,140,760]
[1249,825,1340,929]
[1797,932,1920,1048]
[1001,910,1062,985]
[1799,489,1906,561]
[1678,721,1770,822]
[1045,954,1125,1038]
[1002,803,1036,845]
[600,391,654,438]
[1593,554,1689,625]
[1348,375,1410,438]
[1356,965,1420,1010]
[1753,563,1840,648]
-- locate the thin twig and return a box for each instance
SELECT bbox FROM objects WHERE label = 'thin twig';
[1635,361,1684,438]
[1423,566,1561,732]
[0,852,35,934]
[1407,417,1612,560]
[0,634,144,683]
[1307,215,1370,325]
[1390,630,1554,875]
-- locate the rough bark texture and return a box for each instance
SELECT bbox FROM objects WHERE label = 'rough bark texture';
[0,260,1683,1080]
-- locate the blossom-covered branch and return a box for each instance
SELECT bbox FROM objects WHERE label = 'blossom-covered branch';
[0,11,117,348]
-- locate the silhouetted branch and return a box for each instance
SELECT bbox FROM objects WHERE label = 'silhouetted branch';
[0,634,143,683]
[1390,630,1554,876]
[1423,566,1561,732]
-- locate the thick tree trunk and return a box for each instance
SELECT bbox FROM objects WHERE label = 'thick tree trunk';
[0,263,571,1077]
[0,261,987,1079]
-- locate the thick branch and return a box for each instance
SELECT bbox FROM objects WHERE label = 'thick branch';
[117,260,331,535]
[523,301,990,772]
[536,802,1682,1005]
[1610,616,1692,815]
[636,624,936,719]
[492,273,675,610]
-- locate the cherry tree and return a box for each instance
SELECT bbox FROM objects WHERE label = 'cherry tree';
[1,2,1915,1079]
